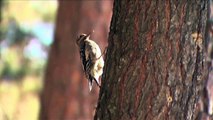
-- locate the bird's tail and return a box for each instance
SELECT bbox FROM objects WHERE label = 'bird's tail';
[88,75,94,91]
[94,77,101,88]
[88,81,93,91]
[88,75,100,91]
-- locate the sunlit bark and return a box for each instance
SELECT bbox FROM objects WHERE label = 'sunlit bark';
[95,1,209,120]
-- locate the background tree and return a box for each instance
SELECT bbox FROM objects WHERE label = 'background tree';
[39,1,112,120]
[95,1,209,120]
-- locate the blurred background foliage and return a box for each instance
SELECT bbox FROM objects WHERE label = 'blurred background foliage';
[0,0,58,120]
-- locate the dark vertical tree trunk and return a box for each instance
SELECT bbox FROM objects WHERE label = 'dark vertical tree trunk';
[39,1,112,120]
[95,1,209,120]
[39,1,82,120]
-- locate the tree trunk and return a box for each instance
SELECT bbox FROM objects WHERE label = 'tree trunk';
[39,1,112,120]
[39,1,82,120]
[95,1,209,120]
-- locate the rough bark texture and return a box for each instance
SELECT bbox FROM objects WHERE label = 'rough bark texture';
[95,1,209,120]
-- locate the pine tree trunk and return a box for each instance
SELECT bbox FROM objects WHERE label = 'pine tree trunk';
[95,1,209,120]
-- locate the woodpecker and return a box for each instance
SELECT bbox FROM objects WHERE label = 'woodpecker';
[76,33,104,91]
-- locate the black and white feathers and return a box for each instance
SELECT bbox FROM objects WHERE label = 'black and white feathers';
[76,34,104,91]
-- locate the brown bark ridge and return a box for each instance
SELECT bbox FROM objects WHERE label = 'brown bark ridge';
[94,0,209,120]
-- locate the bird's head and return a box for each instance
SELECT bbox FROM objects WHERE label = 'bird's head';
[76,33,90,46]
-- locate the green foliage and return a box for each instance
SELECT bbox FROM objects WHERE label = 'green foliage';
[0,47,28,79]
[0,1,57,119]
[0,0,57,79]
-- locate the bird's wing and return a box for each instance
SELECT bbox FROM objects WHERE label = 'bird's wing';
[80,43,87,72]
[85,41,101,87]
[80,45,94,91]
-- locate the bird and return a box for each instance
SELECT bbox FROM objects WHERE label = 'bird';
[76,33,104,91]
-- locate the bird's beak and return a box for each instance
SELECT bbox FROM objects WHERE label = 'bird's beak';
[87,34,90,38]
[86,34,90,38]
[86,30,94,38]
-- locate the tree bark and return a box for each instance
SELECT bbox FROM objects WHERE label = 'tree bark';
[95,1,209,120]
